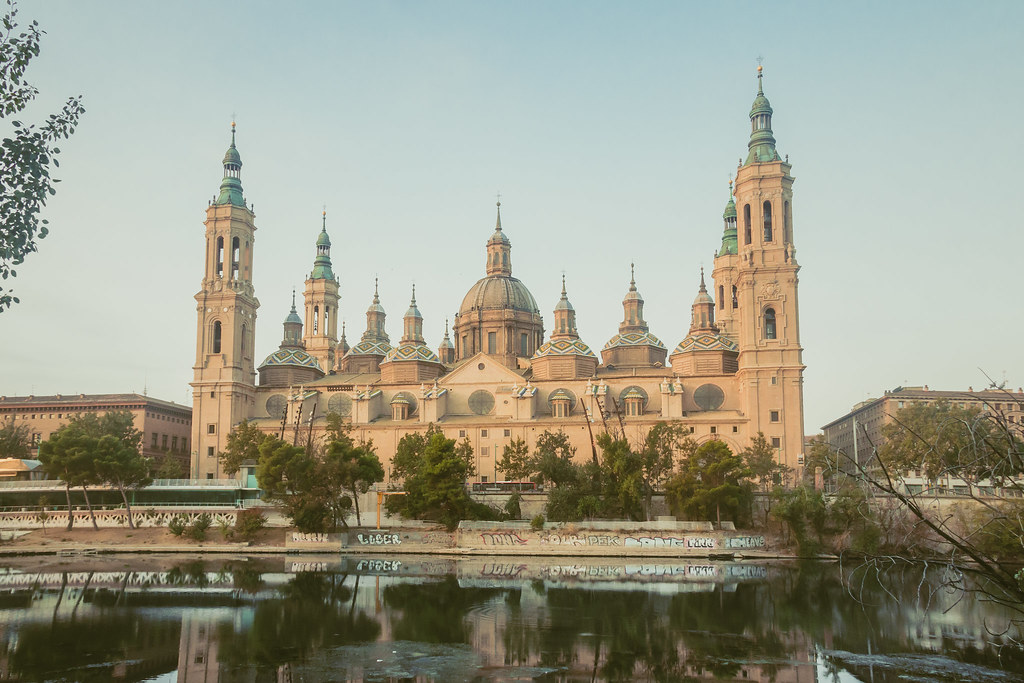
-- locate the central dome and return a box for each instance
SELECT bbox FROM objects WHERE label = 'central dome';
[459,275,539,317]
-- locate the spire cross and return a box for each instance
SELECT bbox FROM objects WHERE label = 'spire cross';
[230,114,237,146]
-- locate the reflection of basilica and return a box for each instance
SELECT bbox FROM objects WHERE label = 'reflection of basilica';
[190,68,806,481]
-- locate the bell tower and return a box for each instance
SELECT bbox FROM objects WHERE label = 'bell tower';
[190,123,259,479]
[302,211,340,370]
[726,66,805,470]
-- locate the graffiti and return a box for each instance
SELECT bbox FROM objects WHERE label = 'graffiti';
[357,532,401,545]
[481,563,527,577]
[725,564,768,579]
[540,534,620,546]
[356,559,402,572]
[541,565,588,577]
[685,565,718,578]
[725,535,766,549]
[291,532,331,544]
[686,537,716,549]
[480,532,527,546]
[290,562,328,572]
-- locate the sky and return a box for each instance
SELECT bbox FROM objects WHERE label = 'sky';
[1,1,1021,434]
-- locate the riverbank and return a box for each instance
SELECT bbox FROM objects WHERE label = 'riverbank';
[0,521,795,560]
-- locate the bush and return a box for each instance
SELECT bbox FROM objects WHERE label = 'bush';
[180,513,213,542]
[192,513,212,533]
[530,514,545,530]
[234,509,267,541]
[504,492,522,520]
[184,523,207,542]
[168,515,187,536]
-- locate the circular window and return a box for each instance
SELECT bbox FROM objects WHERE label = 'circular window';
[618,385,649,409]
[327,393,352,417]
[390,391,418,413]
[477,362,486,370]
[265,394,286,419]
[693,383,725,411]
[468,390,495,415]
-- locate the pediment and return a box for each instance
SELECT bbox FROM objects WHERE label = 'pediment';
[440,352,526,387]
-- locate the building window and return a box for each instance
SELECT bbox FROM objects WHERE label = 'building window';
[771,376,778,385]
[689,426,695,433]
[231,236,240,279]
[207,424,216,434]
[762,200,773,241]
[520,333,528,357]
[212,320,222,353]
[151,433,158,448]
[481,446,490,456]
[764,308,776,340]
[31,433,41,445]
[215,236,224,277]
[171,436,178,451]
[481,429,488,438]
[770,410,780,422]
[161,434,168,449]
[771,437,781,448]
[710,426,717,434]
[459,429,466,438]
[504,429,511,437]
[732,426,738,433]
[480,475,488,483]
[718,285,724,309]
[488,332,497,354]
[743,204,751,244]
[206,473,214,479]
[207,446,215,457]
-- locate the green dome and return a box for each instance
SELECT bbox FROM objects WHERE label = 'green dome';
[723,195,736,219]
[316,228,331,248]
[223,145,242,166]
[749,92,773,118]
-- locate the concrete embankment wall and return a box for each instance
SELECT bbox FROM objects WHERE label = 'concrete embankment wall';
[286,521,771,557]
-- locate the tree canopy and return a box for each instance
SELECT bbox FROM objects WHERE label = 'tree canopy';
[0,416,31,459]
[1,0,85,311]
[665,440,752,525]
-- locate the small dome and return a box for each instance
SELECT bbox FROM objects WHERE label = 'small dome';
[258,348,323,371]
[390,395,410,405]
[316,229,331,248]
[723,195,736,219]
[346,340,392,357]
[534,338,596,359]
[693,288,714,307]
[489,228,510,246]
[284,307,302,325]
[673,333,739,354]
[459,275,539,316]
[223,145,241,166]
[749,92,773,118]
[382,344,440,364]
[622,387,646,401]
[603,331,666,351]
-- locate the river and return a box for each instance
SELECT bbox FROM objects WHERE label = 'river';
[0,554,1019,681]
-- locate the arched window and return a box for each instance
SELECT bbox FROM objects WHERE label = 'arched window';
[231,237,240,279]
[324,306,329,337]
[313,306,319,335]
[732,285,738,309]
[743,204,751,245]
[215,237,224,278]
[212,321,222,353]
[764,308,777,340]
[240,323,247,357]
[718,285,724,310]
[762,200,773,242]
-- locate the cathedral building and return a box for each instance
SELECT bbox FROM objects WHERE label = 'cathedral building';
[190,68,806,483]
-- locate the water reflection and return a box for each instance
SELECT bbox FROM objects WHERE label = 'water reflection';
[0,556,1016,681]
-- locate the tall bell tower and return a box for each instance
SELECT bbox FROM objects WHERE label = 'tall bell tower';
[717,66,806,469]
[190,123,259,479]
[302,211,340,370]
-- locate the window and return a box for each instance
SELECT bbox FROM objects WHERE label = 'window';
[481,429,488,438]
[215,236,224,277]
[743,204,751,244]
[461,336,468,357]
[459,429,466,438]
[481,475,488,483]
[732,426,738,433]
[504,429,511,437]
[481,446,490,456]
[171,436,178,451]
[313,305,319,335]
[783,201,791,243]
[31,433,41,445]
[718,285,724,309]
[212,320,222,353]
[731,285,738,309]
[210,391,215,398]
[771,376,778,385]
[770,410,780,422]
[520,333,528,356]
[207,446,215,457]
[710,426,717,434]
[689,426,695,433]
[151,433,158,448]
[771,437,781,448]
[764,308,776,339]
[161,434,168,449]
[207,424,216,434]
[231,236,240,279]
[488,332,496,354]
[762,200,773,241]
[206,473,214,479]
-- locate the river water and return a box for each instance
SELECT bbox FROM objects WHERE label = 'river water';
[0,554,1019,682]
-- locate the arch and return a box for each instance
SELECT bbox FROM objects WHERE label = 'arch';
[762,200,773,242]
[718,285,724,310]
[215,237,224,277]
[231,236,240,279]
[240,323,247,357]
[212,320,222,353]
[324,306,330,337]
[313,306,319,335]
[731,285,738,309]
[743,204,751,245]
[764,307,777,340]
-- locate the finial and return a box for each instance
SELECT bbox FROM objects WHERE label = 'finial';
[756,58,764,94]
[444,318,450,335]
[699,267,707,291]
[630,262,636,286]
[495,195,502,231]
[410,283,416,305]
[291,288,296,309]
[230,120,236,147]
[341,320,347,338]
[322,207,327,230]
[561,273,567,296]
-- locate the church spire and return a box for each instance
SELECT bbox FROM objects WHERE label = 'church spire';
[215,121,245,206]
[690,268,717,333]
[745,65,781,165]
[486,200,512,277]
[402,285,424,344]
[720,179,738,255]
[552,274,579,340]
[362,278,389,343]
[619,263,648,334]
[310,210,335,279]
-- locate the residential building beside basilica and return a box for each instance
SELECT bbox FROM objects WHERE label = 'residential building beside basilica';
[190,68,806,482]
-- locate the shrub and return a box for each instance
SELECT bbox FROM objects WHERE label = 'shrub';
[234,509,267,541]
[184,523,207,542]
[530,514,545,530]
[192,513,212,533]
[504,492,522,520]
[168,515,187,536]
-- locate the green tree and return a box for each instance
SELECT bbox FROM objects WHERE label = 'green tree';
[665,440,752,526]
[93,433,151,529]
[38,425,98,530]
[1,0,85,311]
[596,433,643,520]
[0,416,30,458]
[220,419,272,476]
[322,431,384,527]
[533,430,578,489]
[496,437,532,481]
[636,423,693,520]
[388,430,486,530]
[742,432,791,525]
[255,438,332,533]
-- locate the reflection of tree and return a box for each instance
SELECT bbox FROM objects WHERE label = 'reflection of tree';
[215,571,380,672]
[382,575,508,643]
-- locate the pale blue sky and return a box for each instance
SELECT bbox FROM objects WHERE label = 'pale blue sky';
[1,1,1021,433]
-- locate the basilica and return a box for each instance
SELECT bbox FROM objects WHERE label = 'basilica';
[190,67,806,483]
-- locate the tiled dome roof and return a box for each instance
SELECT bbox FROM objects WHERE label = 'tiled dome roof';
[673,333,739,354]
[533,338,596,359]
[258,348,322,371]
[345,340,392,357]
[602,331,666,351]
[382,343,440,364]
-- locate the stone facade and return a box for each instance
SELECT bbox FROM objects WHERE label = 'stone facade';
[191,71,807,484]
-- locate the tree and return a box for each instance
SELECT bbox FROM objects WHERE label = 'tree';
[1,0,85,311]
[665,440,752,526]
[636,423,693,520]
[37,424,99,530]
[93,433,151,529]
[255,438,331,533]
[220,419,272,476]
[322,431,384,527]
[742,432,791,525]
[0,416,30,458]
[496,437,531,481]
[388,429,489,530]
